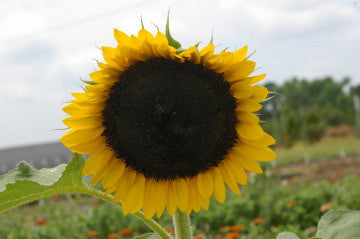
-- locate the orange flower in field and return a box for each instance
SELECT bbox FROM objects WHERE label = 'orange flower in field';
[288,200,297,207]
[51,195,61,200]
[225,232,239,239]
[119,228,132,236]
[107,233,118,239]
[215,234,223,239]
[35,219,47,226]
[328,178,335,184]
[320,202,331,212]
[219,226,230,232]
[193,233,206,239]
[253,217,265,224]
[166,228,175,234]
[230,225,245,232]
[87,230,98,237]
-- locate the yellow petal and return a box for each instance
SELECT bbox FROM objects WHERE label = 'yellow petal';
[230,82,254,100]
[249,86,268,102]
[224,156,247,185]
[90,158,117,184]
[71,93,87,101]
[241,132,276,146]
[61,127,104,146]
[63,104,103,116]
[235,144,276,162]
[212,52,235,73]
[224,61,256,82]
[89,70,119,85]
[74,93,106,104]
[166,182,178,216]
[247,74,266,85]
[155,181,168,218]
[219,162,241,195]
[102,159,126,189]
[233,45,248,62]
[236,122,264,140]
[138,29,155,41]
[114,29,130,44]
[113,169,137,202]
[185,178,198,213]
[82,147,113,175]
[197,172,214,198]
[86,84,111,94]
[211,167,226,203]
[238,156,263,173]
[235,99,263,112]
[236,111,259,124]
[181,46,201,64]
[173,178,188,212]
[63,116,102,129]
[153,32,173,58]
[138,29,156,56]
[190,177,209,210]
[102,46,123,68]
[67,136,106,154]
[200,43,214,62]
[143,179,158,218]
[122,173,145,215]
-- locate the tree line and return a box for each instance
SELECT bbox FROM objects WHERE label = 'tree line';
[260,77,360,146]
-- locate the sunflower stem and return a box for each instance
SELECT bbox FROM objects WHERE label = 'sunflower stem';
[173,210,192,239]
[80,185,171,239]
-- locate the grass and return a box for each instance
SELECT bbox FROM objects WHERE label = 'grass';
[1,175,359,239]
[274,136,360,166]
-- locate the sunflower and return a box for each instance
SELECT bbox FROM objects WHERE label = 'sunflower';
[60,25,276,219]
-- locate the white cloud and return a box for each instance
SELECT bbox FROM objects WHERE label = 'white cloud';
[295,57,345,79]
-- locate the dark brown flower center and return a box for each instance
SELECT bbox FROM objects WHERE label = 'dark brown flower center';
[102,57,238,180]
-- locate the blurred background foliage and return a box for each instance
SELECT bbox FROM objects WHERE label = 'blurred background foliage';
[261,77,360,146]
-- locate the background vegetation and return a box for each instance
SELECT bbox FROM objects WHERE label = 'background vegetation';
[261,77,360,146]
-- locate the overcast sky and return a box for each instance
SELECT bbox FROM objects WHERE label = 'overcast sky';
[0,0,360,149]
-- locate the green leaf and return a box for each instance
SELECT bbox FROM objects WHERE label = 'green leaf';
[133,233,159,239]
[316,210,360,239]
[276,232,301,239]
[165,9,181,49]
[0,153,85,213]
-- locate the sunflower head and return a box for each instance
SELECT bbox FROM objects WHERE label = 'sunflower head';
[60,21,276,219]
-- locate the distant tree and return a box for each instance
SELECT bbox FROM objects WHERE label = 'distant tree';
[260,77,356,146]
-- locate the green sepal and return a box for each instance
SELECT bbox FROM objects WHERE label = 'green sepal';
[0,153,85,213]
[81,79,97,85]
[244,50,256,60]
[151,22,160,32]
[193,42,202,48]
[141,14,145,29]
[209,28,214,44]
[165,10,181,49]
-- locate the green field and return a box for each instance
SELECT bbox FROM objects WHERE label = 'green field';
[275,136,360,165]
[1,137,359,239]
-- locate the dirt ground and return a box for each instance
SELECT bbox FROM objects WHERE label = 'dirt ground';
[272,154,360,183]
